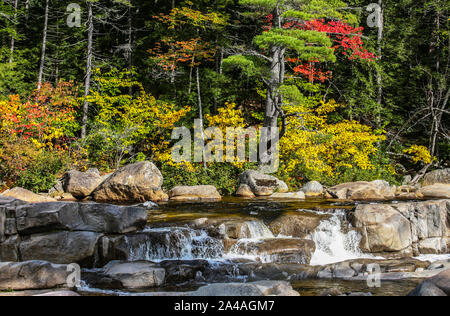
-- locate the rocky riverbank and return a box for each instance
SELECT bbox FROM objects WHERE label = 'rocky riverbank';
[0,164,449,296]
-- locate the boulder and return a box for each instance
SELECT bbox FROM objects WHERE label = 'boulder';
[63,169,103,200]
[168,185,221,201]
[328,181,395,201]
[238,170,288,197]
[270,192,306,199]
[12,202,147,235]
[1,187,56,203]
[0,235,21,261]
[235,184,255,198]
[0,261,70,291]
[408,269,450,296]
[231,238,315,264]
[19,231,102,267]
[92,162,168,203]
[268,213,326,239]
[353,200,449,256]
[301,181,324,197]
[192,280,299,296]
[102,261,165,289]
[354,204,413,253]
[423,169,450,186]
[420,184,450,199]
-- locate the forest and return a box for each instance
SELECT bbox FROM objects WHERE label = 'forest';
[0,0,448,195]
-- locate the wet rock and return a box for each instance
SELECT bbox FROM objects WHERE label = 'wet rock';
[102,261,165,289]
[235,184,255,198]
[0,261,71,291]
[191,280,299,296]
[268,213,326,239]
[1,187,56,203]
[12,202,147,235]
[19,231,102,267]
[327,181,394,201]
[408,269,450,296]
[423,169,450,186]
[92,161,168,203]
[271,192,306,199]
[63,169,103,200]
[238,170,288,197]
[420,184,450,199]
[168,185,221,201]
[231,238,315,264]
[301,181,324,197]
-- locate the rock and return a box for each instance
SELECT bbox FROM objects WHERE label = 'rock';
[268,213,326,239]
[168,185,221,201]
[11,202,147,235]
[48,180,64,196]
[354,203,413,253]
[0,235,21,261]
[408,269,450,296]
[191,281,299,296]
[0,261,70,291]
[19,231,102,267]
[301,181,324,197]
[1,187,56,203]
[92,161,168,203]
[270,192,306,199]
[34,291,80,297]
[238,170,288,197]
[423,169,450,186]
[353,200,449,256]
[420,184,450,199]
[102,261,165,289]
[63,169,103,200]
[231,238,315,264]
[327,181,395,201]
[235,184,255,198]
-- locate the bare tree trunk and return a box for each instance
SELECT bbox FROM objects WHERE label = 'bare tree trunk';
[9,0,18,64]
[37,0,49,90]
[376,0,384,127]
[81,2,93,139]
[196,67,207,171]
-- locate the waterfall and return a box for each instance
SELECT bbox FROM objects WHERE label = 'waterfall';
[310,210,369,266]
[245,221,275,239]
[127,227,224,262]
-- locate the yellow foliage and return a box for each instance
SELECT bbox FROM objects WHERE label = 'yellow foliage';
[403,145,433,164]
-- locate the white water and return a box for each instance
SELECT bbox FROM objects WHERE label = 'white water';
[245,220,275,239]
[310,211,373,266]
[126,227,224,262]
[414,254,450,263]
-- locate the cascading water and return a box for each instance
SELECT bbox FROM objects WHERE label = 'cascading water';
[126,227,224,262]
[245,220,275,239]
[309,210,370,266]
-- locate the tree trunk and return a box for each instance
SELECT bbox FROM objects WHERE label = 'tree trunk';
[196,67,207,171]
[81,1,93,139]
[9,0,18,64]
[37,0,49,90]
[376,0,384,128]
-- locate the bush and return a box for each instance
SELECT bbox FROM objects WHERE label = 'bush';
[161,162,256,196]
[0,137,71,193]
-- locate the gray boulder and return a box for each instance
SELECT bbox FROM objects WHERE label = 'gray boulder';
[63,169,103,200]
[191,281,299,296]
[12,202,147,235]
[102,261,165,289]
[92,162,168,203]
[301,181,324,197]
[0,261,71,291]
[19,231,102,267]
[168,185,221,201]
[423,169,450,186]
[408,269,450,296]
[238,170,288,197]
